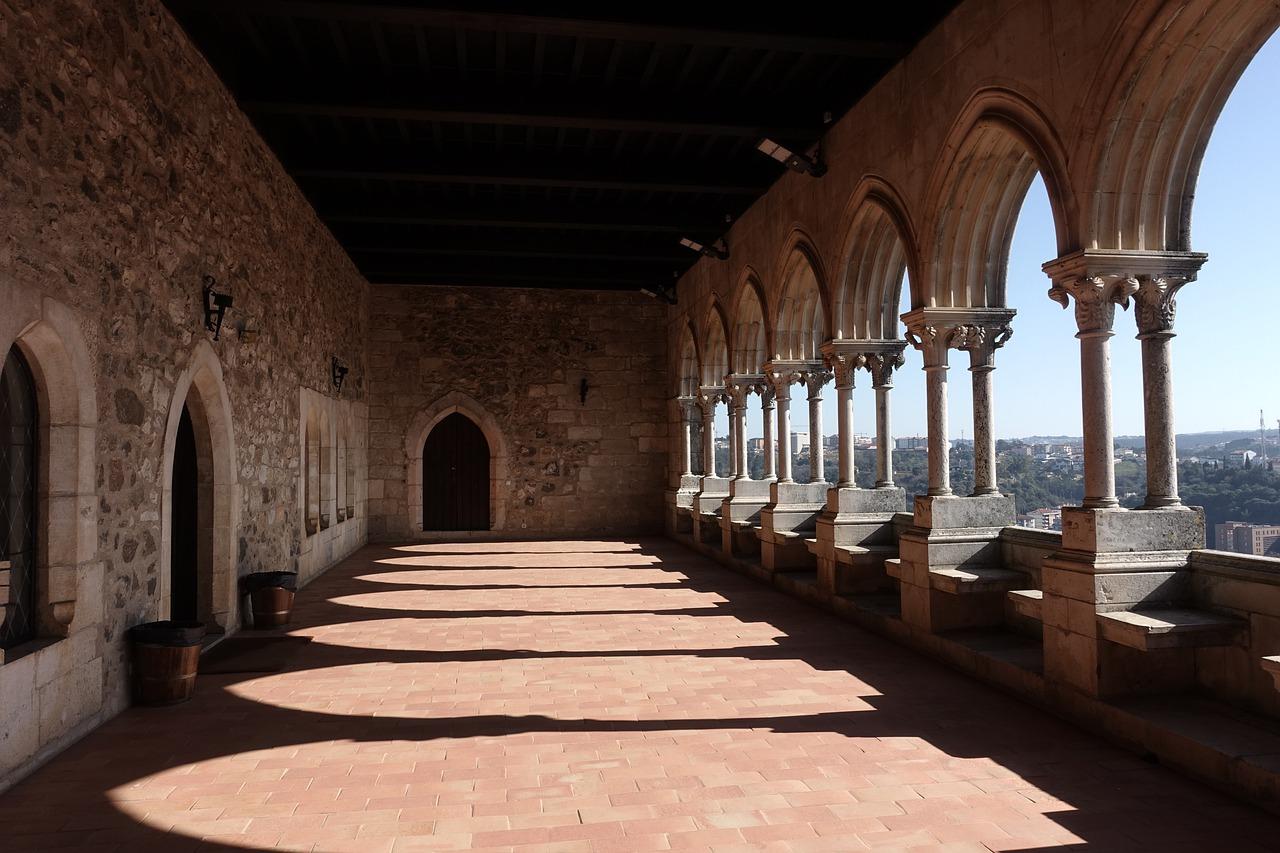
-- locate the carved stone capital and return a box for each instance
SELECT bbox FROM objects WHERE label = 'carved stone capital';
[949,321,1013,370]
[1133,275,1190,338]
[697,385,726,417]
[1047,273,1138,336]
[802,367,832,399]
[757,383,777,409]
[762,361,807,401]
[1042,249,1205,337]
[826,352,865,390]
[864,349,907,389]
[676,394,699,422]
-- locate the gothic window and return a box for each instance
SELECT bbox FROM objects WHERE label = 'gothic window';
[0,346,38,650]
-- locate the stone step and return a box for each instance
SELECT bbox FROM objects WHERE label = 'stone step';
[833,544,897,566]
[884,557,903,580]
[1097,608,1247,652]
[928,567,1025,596]
[1006,589,1043,621]
[1262,656,1280,690]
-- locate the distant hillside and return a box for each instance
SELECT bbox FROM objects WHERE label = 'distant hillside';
[1010,430,1268,452]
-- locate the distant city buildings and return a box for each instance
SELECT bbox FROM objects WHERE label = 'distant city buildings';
[1215,521,1280,556]
[1228,449,1259,467]
[895,435,927,451]
[789,432,809,454]
[1016,507,1063,531]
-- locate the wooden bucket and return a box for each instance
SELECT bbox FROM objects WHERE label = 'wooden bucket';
[132,642,200,706]
[251,586,296,627]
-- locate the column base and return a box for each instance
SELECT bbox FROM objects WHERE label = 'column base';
[758,482,828,573]
[691,478,731,549]
[813,487,905,595]
[720,479,772,557]
[895,523,1020,633]
[913,493,1016,530]
[1043,505,1208,699]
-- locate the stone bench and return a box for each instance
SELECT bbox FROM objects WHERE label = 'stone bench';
[1262,656,1280,690]
[1097,608,1247,652]
[1006,589,1043,621]
[929,567,1026,596]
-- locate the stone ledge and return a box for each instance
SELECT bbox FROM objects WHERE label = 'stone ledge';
[1097,608,1247,651]
[833,544,897,566]
[929,566,1026,595]
[1262,656,1280,692]
[1007,588,1044,621]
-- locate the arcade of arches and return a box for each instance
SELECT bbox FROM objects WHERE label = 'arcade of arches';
[5,0,1280,847]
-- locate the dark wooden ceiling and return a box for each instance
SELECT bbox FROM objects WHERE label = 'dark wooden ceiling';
[164,2,959,292]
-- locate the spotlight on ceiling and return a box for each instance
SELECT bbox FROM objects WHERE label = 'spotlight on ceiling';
[640,283,678,306]
[756,138,826,177]
[679,237,729,260]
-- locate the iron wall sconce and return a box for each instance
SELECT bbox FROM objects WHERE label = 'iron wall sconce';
[202,275,234,340]
[332,357,349,393]
[579,377,589,405]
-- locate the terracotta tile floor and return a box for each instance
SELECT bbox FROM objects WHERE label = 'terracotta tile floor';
[3,539,1279,852]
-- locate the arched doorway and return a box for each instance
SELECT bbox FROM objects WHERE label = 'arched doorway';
[170,404,200,622]
[0,345,38,649]
[423,412,490,531]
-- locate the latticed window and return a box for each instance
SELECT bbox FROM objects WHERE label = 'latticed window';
[0,345,38,650]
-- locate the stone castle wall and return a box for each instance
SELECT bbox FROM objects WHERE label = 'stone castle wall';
[0,0,368,788]
[366,285,667,539]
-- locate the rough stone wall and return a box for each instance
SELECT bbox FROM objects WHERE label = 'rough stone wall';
[367,285,666,538]
[0,0,368,787]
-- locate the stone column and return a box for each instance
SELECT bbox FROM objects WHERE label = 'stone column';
[866,350,905,488]
[954,323,1012,497]
[698,389,720,478]
[1133,276,1188,508]
[727,381,751,480]
[1049,275,1140,509]
[680,400,695,476]
[907,326,952,497]
[805,369,831,484]
[768,371,796,483]
[829,354,863,488]
[760,384,777,481]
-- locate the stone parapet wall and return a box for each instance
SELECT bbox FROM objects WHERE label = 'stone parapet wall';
[0,0,368,789]
[366,285,667,538]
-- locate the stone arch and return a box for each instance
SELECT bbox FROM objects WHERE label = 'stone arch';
[160,339,239,633]
[676,320,700,398]
[0,291,96,640]
[700,298,730,386]
[834,176,920,340]
[405,391,509,533]
[922,87,1077,308]
[729,267,770,374]
[773,234,829,360]
[1084,0,1280,251]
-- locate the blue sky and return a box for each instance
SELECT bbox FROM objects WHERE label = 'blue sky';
[721,34,1280,443]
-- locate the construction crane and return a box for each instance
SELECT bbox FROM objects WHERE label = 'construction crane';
[1263,410,1269,465]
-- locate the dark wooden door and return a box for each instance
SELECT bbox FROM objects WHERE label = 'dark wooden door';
[171,404,199,621]
[423,413,490,531]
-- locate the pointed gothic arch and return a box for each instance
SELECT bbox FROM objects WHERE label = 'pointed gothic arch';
[834,177,920,340]
[729,268,771,374]
[406,391,509,534]
[773,236,829,361]
[160,340,239,633]
[1083,0,1280,251]
[921,88,1077,308]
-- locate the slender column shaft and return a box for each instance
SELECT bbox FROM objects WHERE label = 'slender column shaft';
[701,406,717,479]
[808,393,824,484]
[733,398,749,479]
[1140,334,1178,506]
[1079,330,1118,508]
[681,413,693,476]
[875,386,893,487]
[761,392,777,480]
[925,365,951,496]
[971,362,998,495]
[837,383,855,488]
[1133,277,1187,509]
[776,387,793,483]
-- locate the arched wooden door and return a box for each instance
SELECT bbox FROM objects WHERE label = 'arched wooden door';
[171,404,199,621]
[423,413,490,531]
